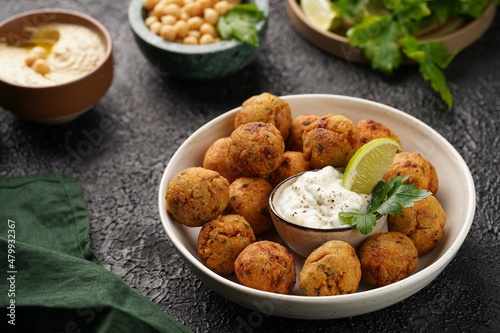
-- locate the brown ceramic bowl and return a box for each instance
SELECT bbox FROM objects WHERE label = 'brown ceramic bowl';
[269,170,387,258]
[0,9,113,124]
[287,0,496,64]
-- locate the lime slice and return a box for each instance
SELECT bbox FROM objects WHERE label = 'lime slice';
[343,138,402,194]
[301,0,338,31]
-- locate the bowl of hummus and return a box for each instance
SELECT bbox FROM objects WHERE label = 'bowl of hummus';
[0,9,113,124]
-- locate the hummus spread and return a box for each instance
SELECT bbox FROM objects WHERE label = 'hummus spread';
[0,23,105,86]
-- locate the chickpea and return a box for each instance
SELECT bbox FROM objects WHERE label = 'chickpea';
[160,24,177,41]
[32,59,50,75]
[30,46,47,59]
[199,22,216,36]
[150,21,162,34]
[152,2,167,17]
[179,10,190,21]
[163,3,181,18]
[183,35,198,44]
[143,0,159,11]
[199,33,215,44]
[184,1,202,17]
[174,20,189,38]
[145,15,160,27]
[188,30,201,39]
[165,0,183,4]
[161,14,177,25]
[198,0,213,11]
[25,54,38,67]
[187,16,203,30]
[204,8,219,25]
[214,1,230,15]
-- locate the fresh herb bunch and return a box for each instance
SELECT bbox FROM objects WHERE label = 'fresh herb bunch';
[339,175,432,235]
[329,0,499,108]
[217,4,267,46]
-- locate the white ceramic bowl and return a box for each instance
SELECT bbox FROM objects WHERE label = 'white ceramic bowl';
[158,94,475,319]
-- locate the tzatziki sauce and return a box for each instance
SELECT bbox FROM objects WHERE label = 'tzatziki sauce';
[276,166,371,229]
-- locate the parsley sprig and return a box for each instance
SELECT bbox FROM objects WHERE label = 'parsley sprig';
[217,4,266,46]
[329,0,500,108]
[339,176,432,235]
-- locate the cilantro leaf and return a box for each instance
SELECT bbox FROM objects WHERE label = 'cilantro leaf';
[339,176,432,235]
[347,15,403,74]
[335,0,497,108]
[339,212,377,235]
[216,4,266,46]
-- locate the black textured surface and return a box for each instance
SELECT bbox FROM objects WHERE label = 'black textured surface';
[1,1,500,332]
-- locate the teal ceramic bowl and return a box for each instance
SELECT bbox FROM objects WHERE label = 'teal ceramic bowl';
[128,0,269,81]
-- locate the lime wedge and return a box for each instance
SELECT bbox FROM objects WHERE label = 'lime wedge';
[343,138,402,194]
[301,0,339,31]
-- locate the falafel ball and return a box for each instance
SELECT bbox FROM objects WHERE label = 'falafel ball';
[299,240,361,296]
[228,122,285,178]
[166,167,229,227]
[358,232,418,287]
[266,151,311,187]
[356,119,402,148]
[383,152,439,194]
[198,214,256,275]
[302,114,361,168]
[234,241,296,294]
[225,177,274,234]
[235,92,292,140]
[388,195,446,256]
[286,114,320,152]
[203,137,243,183]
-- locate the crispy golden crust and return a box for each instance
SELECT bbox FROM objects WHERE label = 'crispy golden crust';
[383,152,439,194]
[235,93,292,140]
[198,214,256,275]
[286,114,320,152]
[234,241,296,294]
[203,137,243,183]
[388,195,446,256]
[228,122,285,178]
[266,151,311,187]
[299,240,361,296]
[358,232,418,287]
[166,167,229,227]
[302,114,361,168]
[225,177,274,234]
[356,119,402,148]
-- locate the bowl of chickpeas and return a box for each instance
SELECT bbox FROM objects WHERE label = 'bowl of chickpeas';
[128,0,269,80]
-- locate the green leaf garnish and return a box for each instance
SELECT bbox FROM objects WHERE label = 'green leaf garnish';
[339,175,432,235]
[330,0,498,108]
[216,4,266,46]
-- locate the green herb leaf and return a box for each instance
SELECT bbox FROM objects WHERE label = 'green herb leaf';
[216,4,266,46]
[340,176,432,235]
[347,15,403,74]
[339,212,378,235]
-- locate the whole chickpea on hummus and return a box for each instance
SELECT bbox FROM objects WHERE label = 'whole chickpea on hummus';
[0,23,105,86]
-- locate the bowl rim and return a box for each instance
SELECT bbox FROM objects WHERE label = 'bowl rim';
[158,94,476,307]
[127,0,269,55]
[287,0,496,47]
[0,8,113,89]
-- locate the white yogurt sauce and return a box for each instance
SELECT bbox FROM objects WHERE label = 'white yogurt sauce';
[276,166,371,229]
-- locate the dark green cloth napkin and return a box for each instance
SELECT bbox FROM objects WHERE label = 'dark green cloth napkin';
[0,174,192,332]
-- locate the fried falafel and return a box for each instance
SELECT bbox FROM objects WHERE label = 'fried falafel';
[198,214,256,275]
[166,167,229,227]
